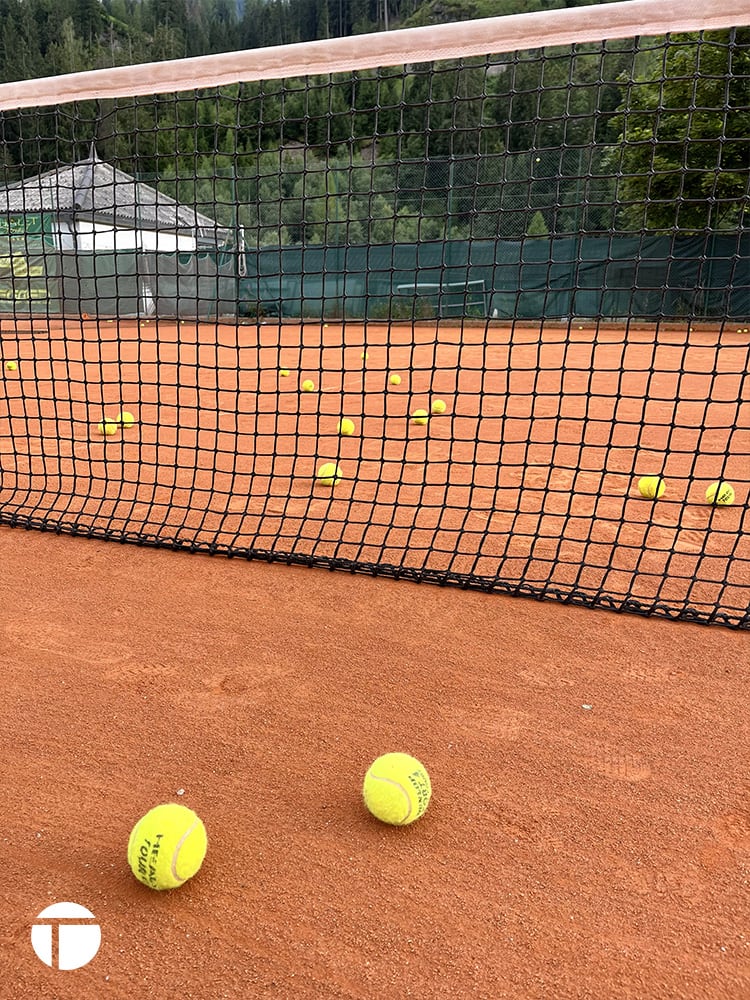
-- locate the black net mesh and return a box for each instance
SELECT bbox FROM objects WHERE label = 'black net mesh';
[0,24,748,627]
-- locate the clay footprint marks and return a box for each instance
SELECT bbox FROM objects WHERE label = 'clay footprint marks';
[580,743,653,783]
[4,620,133,671]
[441,703,530,743]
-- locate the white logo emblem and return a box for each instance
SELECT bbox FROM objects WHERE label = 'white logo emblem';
[31,902,101,970]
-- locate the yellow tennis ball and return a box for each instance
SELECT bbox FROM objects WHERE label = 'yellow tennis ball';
[116,410,136,428]
[127,803,207,891]
[638,475,666,499]
[337,417,355,436]
[316,462,343,486]
[412,409,429,426]
[5,360,17,371]
[279,368,291,377]
[363,752,432,826]
[706,481,735,505]
[431,399,447,415]
[360,351,369,361]
[302,379,315,392]
[97,420,118,436]
[389,374,402,386]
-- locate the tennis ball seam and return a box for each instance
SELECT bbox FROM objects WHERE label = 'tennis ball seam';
[366,774,413,824]
[172,820,201,883]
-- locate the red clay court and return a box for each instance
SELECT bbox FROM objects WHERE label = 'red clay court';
[1,315,749,998]
[2,524,749,999]
[2,317,747,622]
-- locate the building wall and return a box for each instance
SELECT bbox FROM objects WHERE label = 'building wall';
[53,218,199,253]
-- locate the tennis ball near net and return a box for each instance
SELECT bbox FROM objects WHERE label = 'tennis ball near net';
[279,368,291,377]
[363,752,432,826]
[431,399,447,415]
[301,379,316,392]
[97,419,118,436]
[637,475,666,499]
[127,803,207,891]
[706,481,735,505]
[5,360,17,371]
[316,462,343,486]
[115,410,136,428]
[389,373,402,386]
[411,409,429,426]
[337,417,355,436]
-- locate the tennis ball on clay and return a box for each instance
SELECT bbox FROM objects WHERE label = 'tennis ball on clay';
[363,752,432,826]
[127,803,207,891]
[301,379,316,392]
[97,420,118,436]
[361,351,369,361]
[706,481,735,506]
[5,360,17,371]
[389,374,402,386]
[337,417,355,436]
[637,475,666,499]
[279,368,291,377]
[412,409,429,426]
[431,399,447,415]
[116,410,136,428]
[316,462,343,486]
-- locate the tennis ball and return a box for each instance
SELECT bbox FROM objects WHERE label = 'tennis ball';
[316,462,343,486]
[279,368,291,377]
[127,803,207,891]
[97,420,118,436]
[337,417,355,436]
[431,399,447,415]
[116,410,136,428]
[360,351,369,361]
[389,374,402,386]
[412,409,429,426]
[363,752,431,826]
[301,379,315,392]
[638,475,666,499]
[5,360,17,371]
[706,481,735,505]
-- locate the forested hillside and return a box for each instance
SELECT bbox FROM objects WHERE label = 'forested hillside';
[0,0,624,80]
[0,2,746,243]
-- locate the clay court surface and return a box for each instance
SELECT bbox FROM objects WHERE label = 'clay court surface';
[1,525,749,999]
[1,318,748,621]
[1,316,749,997]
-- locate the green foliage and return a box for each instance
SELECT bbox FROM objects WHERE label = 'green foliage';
[0,3,744,242]
[527,210,548,236]
[607,30,750,232]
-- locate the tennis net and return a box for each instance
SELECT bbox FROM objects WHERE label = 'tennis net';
[0,0,748,626]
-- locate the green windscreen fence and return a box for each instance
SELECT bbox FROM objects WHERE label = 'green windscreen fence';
[0,7,748,628]
[239,233,750,321]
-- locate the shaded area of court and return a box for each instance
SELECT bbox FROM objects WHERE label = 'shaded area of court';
[1,317,747,625]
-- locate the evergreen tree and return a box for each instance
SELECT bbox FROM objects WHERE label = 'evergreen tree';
[609,30,750,232]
